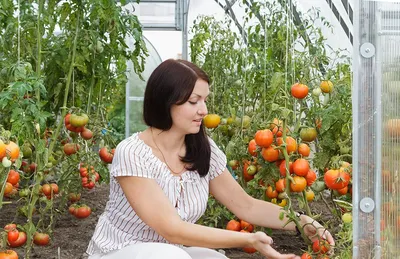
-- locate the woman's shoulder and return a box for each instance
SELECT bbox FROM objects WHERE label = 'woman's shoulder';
[115,132,151,156]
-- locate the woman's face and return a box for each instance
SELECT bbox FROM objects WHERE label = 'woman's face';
[170,79,209,135]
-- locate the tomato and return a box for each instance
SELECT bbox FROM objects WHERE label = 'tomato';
[99,147,115,163]
[248,139,257,156]
[315,118,322,129]
[276,136,297,154]
[41,184,52,196]
[80,128,93,140]
[312,87,322,97]
[50,183,59,194]
[342,212,352,224]
[80,167,88,177]
[275,178,286,193]
[0,139,6,160]
[261,146,279,162]
[243,247,257,254]
[68,193,81,202]
[254,129,273,148]
[246,165,257,176]
[5,141,20,161]
[298,143,310,157]
[336,186,348,195]
[312,239,330,254]
[63,143,80,156]
[70,113,89,127]
[6,170,20,185]
[290,176,307,192]
[4,224,17,232]
[305,189,315,201]
[300,128,317,142]
[3,182,13,195]
[385,119,400,136]
[226,219,241,231]
[265,185,278,199]
[74,205,92,219]
[228,160,239,170]
[7,229,19,243]
[240,220,254,232]
[320,80,333,93]
[324,169,351,190]
[305,170,317,186]
[203,114,221,128]
[293,159,309,177]
[0,250,18,259]
[279,161,293,177]
[301,252,312,259]
[291,83,309,99]
[33,232,50,246]
[242,161,255,182]
[8,231,27,248]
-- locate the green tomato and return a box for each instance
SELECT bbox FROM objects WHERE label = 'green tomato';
[342,212,352,224]
[247,165,257,175]
[312,88,322,97]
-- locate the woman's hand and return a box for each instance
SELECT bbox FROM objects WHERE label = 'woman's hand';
[300,215,335,247]
[250,232,300,259]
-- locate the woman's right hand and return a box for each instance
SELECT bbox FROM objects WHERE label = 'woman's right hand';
[250,232,300,259]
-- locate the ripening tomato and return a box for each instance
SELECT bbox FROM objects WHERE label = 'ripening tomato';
[265,185,278,199]
[248,139,257,156]
[70,113,89,127]
[4,224,17,232]
[305,170,317,186]
[226,219,241,231]
[261,146,279,162]
[33,232,50,246]
[74,205,91,219]
[301,252,312,259]
[6,170,19,186]
[291,83,309,99]
[68,193,81,202]
[63,143,80,156]
[203,114,221,128]
[275,178,286,193]
[300,128,317,142]
[0,139,6,160]
[228,160,239,170]
[0,250,18,259]
[254,129,273,148]
[324,169,351,190]
[80,127,93,140]
[41,184,52,196]
[3,182,13,195]
[298,143,310,157]
[99,147,114,163]
[5,141,20,161]
[290,176,307,192]
[293,159,310,177]
[320,80,333,93]
[242,161,255,182]
[305,189,315,201]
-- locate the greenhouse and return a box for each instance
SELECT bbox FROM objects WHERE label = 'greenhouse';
[0,0,399,259]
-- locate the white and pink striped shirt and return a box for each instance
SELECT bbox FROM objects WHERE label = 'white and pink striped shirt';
[86,133,227,255]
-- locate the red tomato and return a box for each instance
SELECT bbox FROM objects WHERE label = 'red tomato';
[279,161,293,177]
[99,147,114,163]
[247,139,257,156]
[254,129,273,148]
[4,224,17,232]
[305,170,317,186]
[7,229,19,243]
[301,253,312,259]
[6,170,20,185]
[80,127,93,140]
[8,231,27,248]
[293,159,310,177]
[324,169,351,190]
[312,239,330,254]
[226,219,241,231]
[74,205,92,219]
[261,146,279,162]
[291,83,309,99]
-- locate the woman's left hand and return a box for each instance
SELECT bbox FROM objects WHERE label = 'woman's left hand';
[300,215,335,247]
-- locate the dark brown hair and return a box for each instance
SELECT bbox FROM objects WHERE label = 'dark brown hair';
[143,59,211,177]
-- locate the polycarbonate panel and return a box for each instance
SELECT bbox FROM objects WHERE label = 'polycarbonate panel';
[132,2,176,24]
[353,1,400,258]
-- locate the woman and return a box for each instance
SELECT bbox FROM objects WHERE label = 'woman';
[86,59,334,259]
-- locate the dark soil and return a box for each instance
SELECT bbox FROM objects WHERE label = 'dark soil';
[0,184,333,259]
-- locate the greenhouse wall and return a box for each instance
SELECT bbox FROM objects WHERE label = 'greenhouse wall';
[353,1,400,258]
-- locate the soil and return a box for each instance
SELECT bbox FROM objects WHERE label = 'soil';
[0,184,333,259]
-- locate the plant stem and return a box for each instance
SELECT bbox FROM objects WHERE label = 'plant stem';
[48,16,81,155]
[302,189,312,216]
[36,0,44,101]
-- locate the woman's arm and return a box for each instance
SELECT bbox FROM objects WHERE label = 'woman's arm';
[210,169,335,245]
[117,175,263,248]
[209,169,296,230]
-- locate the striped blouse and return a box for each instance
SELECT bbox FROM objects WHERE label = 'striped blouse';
[86,132,227,255]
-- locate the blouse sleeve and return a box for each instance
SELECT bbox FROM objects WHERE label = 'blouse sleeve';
[208,137,227,180]
[110,137,154,179]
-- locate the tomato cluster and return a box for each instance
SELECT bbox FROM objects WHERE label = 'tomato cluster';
[40,183,59,199]
[2,170,20,198]
[68,204,92,219]
[226,219,256,253]
[79,163,100,189]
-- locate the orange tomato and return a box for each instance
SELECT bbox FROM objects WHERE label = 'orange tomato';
[279,161,293,177]
[320,80,333,93]
[293,159,310,177]
[254,129,273,148]
[275,178,286,193]
[226,219,241,231]
[5,141,20,161]
[290,176,307,192]
[298,143,310,157]
[261,146,279,162]
[0,139,6,160]
[248,139,257,156]
[3,182,13,195]
[265,185,278,199]
[203,114,221,128]
[291,83,309,99]
[276,136,297,154]
[324,169,351,190]
[7,170,20,186]
[240,220,254,232]
[305,170,317,186]
[0,250,18,259]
